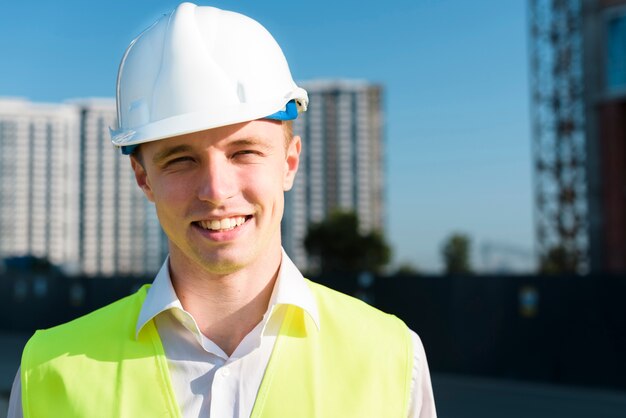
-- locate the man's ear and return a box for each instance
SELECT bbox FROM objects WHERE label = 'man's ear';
[283,135,301,191]
[130,155,155,202]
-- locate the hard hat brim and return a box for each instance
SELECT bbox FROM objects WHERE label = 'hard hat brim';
[117,99,304,155]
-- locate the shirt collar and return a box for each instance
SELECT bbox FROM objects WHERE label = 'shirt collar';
[135,256,182,339]
[269,248,320,329]
[135,249,320,339]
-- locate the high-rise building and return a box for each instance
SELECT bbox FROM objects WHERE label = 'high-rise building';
[0,98,81,272]
[582,0,626,272]
[282,80,385,270]
[74,99,168,276]
[0,97,168,276]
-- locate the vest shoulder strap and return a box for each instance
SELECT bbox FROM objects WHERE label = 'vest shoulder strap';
[21,284,181,418]
[251,280,413,418]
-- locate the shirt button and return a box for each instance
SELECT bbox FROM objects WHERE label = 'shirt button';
[221,367,230,377]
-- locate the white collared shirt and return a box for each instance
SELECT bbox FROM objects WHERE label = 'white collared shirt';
[8,251,437,418]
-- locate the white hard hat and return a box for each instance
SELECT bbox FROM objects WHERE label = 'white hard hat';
[110,2,308,154]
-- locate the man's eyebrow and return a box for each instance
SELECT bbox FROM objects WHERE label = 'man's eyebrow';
[228,137,274,151]
[152,144,195,164]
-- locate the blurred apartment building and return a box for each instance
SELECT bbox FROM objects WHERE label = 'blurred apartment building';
[283,80,385,270]
[0,99,81,272]
[74,99,168,276]
[0,98,167,276]
[529,0,626,273]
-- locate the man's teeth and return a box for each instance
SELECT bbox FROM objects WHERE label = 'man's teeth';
[199,216,247,231]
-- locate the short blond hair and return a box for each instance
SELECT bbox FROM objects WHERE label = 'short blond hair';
[283,120,294,148]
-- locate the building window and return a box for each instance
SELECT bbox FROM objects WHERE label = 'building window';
[607,13,626,92]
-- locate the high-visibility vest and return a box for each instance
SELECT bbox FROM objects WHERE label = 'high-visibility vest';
[21,280,413,417]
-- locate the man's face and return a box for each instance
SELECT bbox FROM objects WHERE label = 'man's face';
[131,120,301,276]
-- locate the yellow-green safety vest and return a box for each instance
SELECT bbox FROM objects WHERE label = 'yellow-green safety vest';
[21,280,413,417]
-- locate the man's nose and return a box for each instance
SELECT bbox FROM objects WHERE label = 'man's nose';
[196,157,237,205]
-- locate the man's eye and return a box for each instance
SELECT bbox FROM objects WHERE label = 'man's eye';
[233,150,261,158]
[165,156,194,166]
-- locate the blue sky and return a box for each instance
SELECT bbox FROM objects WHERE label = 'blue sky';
[0,0,534,272]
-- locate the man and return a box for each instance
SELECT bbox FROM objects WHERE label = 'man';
[9,3,436,417]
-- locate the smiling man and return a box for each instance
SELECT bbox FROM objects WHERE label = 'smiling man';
[9,3,436,417]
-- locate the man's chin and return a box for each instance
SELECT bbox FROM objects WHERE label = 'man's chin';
[193,250,251,276]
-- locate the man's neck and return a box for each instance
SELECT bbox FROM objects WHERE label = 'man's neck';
[167,247,282,357]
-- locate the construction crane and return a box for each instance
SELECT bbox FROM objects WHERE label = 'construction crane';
[529,0,588,273]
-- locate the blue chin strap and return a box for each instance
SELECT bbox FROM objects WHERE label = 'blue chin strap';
[121,100,299,155]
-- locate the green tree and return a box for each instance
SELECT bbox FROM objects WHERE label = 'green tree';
[394,263,421,276]
[539,245,579,274]
[441,233,473,275]
[304,210,391,274]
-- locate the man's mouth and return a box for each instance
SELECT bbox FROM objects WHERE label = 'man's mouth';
[195,215,251,232]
